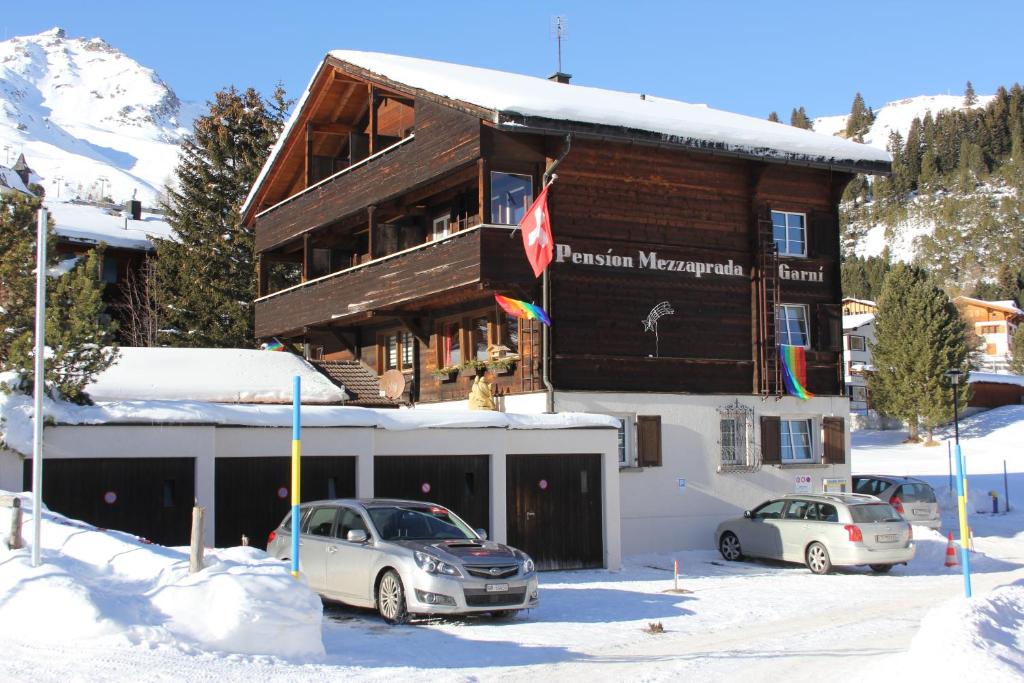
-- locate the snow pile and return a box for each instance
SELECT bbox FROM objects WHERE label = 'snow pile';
[903,579,1024,681]
[85,347,348,404]
[0,28,201,205]
[47,200,175,250]
[0,491,324,657]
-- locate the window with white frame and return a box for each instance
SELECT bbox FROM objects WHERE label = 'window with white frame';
[772,210,806,257]
[780,418,814,462]
[431,215,450,241]
[777,304,810,348]
[718,400,754,469]
[613,414,637,467]
[490,172,533,225]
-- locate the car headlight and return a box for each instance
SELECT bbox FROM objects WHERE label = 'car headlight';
[516,551,535,574]
[414,551,462,577]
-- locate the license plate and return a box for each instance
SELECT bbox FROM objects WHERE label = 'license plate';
[485,583,509,593]
[913,509,928,516]
[876,534,899,543]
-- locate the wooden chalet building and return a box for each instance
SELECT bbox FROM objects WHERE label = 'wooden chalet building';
[242,52,890,554]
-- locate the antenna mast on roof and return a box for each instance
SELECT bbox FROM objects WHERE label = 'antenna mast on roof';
[552,15,567,73]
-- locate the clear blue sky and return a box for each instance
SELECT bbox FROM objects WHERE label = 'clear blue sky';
[4,1,1022,120]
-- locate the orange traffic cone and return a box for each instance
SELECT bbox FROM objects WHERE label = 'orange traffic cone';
[944,532,960,568]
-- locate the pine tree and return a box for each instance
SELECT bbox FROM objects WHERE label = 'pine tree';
[156,84,290,348]
[964,80,977,107]
[790,106,813,130]
[845,92,873,142]
[868,264,970,442]
[0,193,118,403]
[768,111,780,123]
[1010,324,1024,374]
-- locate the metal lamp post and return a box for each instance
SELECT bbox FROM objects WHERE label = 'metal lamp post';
[944,368,971,598]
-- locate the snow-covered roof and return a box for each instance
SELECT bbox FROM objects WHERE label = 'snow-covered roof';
[46,200,174,251]
[843,313,875,330]
[842,297,876,307]
[0,165,33,196]
[85,348,349,404]
[243,52,891,216]
[955,296,1024,317]
[968,372,1024,387]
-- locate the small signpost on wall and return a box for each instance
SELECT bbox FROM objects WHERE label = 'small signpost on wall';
[794,475,813,494]
[823,478,848,494]
[677,478,686,494]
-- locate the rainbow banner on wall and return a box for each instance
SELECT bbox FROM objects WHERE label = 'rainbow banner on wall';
[780,345,814,400]
[495,294,551,326]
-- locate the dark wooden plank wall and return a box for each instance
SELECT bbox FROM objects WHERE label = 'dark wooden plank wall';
[255,100,482,253]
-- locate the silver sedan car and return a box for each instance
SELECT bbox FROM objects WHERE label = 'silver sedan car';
[715,493,915,574]
[267,499,539,623]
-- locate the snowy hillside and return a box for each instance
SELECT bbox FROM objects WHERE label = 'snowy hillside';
[814,94,993,151]
[0,27,200,206]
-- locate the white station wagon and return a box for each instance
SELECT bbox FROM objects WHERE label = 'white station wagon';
[715,493,915,574]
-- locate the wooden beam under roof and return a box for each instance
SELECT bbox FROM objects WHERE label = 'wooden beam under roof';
[311,122,356,135]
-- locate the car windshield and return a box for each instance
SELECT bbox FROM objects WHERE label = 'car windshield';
[367,505,477,541]
[850,503,903,523]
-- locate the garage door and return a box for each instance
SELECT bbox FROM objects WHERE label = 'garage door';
[214,456,355,549]
[25,457,195,546]
[506,453,603,570]
[373,455,490,533]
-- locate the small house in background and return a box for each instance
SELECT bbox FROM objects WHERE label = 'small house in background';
[842,312,875,412]
[968,372,1024,408]
[954,296,1023,373]
[841,297,876,316]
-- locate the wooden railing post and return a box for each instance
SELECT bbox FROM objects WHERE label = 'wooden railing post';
[189,505,205,574]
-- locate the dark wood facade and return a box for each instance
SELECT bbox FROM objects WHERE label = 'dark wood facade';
[247,58,861,402]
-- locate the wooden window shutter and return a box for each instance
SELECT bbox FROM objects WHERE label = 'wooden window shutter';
[761,416,781,465]
[637,415,662,467]
[815,303,843,352]
[809,211,838,259]
[823,416,846,464]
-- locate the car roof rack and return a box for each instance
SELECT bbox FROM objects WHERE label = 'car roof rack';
[783,492,880,503]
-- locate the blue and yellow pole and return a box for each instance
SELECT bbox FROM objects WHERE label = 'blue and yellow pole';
[950,374,972,598]
[291,375,301,578]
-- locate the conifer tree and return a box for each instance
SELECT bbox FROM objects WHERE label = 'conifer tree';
[1010,324,1024,375]
[0,193,117,403]
[964,81,977,107]
[768,111,780,123]
[156,85,289,348]
[869,264,970,442]
[790,106,813,130]
[845,92,874,141]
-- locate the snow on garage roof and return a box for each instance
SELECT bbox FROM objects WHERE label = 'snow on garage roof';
[243,52,891,216]
[969,372,1024,387]
[47,200,174,251]
[843,313,875,331]
[85,347,348,404]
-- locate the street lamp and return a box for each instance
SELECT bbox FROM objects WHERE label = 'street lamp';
[944,368,971,598]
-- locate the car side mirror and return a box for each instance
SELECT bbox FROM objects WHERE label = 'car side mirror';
[347,529,368,543]
[743,510,752,519]
[475,528,488,540]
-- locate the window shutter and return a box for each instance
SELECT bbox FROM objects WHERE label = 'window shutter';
[815,303,843,352]
[810,211,838,259]
[761,416,781,465]
[823,417,846,464]
[637,415,662,467]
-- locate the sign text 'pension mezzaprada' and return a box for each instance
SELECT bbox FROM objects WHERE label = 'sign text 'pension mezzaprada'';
[555,244,824,282]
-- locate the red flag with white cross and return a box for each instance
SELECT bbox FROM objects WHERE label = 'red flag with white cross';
[518,184,553,278]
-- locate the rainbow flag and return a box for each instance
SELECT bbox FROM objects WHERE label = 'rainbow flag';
[263,338,285,352]
[780,345,814,400]
[495,294,551,326]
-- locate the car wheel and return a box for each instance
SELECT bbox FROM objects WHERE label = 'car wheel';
[806,542,832,575]
[490,610,520,619]
[719,532,743,561]
[377,570,409,625]
[869,564,893,573]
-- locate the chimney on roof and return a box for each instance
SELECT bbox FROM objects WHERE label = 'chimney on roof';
[125,199,142,221]
[548,72,572,84]
[12,154,32,187]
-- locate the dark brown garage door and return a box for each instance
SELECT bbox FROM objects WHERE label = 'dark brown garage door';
[373,455,490,533]
[506,453,603,570]
[214,456,356,549]
[25,457,195,546]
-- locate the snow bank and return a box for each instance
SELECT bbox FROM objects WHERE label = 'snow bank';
[903,579,1024,681]
[85,347,348,404]
[0,492,324,658]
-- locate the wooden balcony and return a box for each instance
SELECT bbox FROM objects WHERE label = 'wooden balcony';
[255,224,535,338]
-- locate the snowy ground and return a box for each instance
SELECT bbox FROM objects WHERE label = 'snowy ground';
[2,406,1023,681]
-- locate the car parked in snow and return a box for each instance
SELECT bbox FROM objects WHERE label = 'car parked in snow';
[852,475,941,529]
[715,493,915,574]
[267,499,538,623]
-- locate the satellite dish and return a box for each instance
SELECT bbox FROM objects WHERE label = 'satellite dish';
[380,369,406,401]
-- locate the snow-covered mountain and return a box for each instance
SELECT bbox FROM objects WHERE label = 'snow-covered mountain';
[814,93,994,152]
[0,27,201,206]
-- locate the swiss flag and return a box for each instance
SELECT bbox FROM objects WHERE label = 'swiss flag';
[518,184,553,278]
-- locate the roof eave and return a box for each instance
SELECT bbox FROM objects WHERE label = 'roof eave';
[495,113,892,176]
